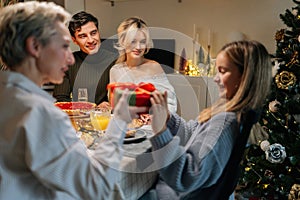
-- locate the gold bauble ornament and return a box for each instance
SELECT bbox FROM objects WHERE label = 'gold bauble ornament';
[275,71,297,90]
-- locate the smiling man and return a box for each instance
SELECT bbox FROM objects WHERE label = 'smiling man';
[53,11,116,108]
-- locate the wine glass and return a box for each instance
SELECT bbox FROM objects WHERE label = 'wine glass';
[78,88,88,102]
[90,108,111,134]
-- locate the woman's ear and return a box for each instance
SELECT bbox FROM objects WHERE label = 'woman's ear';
[25,36,40,58]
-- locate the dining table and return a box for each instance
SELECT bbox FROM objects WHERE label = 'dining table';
[79,121,158,200]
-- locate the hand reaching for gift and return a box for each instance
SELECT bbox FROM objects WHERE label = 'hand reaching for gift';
[150,91,169,135]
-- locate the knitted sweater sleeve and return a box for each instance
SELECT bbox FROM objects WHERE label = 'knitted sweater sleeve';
[149,112,239,193]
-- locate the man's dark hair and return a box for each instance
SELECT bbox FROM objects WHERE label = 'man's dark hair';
[68,11,99,37]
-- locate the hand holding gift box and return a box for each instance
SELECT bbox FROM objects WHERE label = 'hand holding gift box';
[107,82,158,108]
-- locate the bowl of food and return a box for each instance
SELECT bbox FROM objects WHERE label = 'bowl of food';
[55,102,96,130]
[55,102,96,114]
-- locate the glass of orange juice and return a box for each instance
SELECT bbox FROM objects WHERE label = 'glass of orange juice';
[90,108,111,134]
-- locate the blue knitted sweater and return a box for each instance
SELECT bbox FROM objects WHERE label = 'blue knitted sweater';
[149,112,243,200]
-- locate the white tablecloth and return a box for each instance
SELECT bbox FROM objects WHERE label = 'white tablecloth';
[91,126,158,200]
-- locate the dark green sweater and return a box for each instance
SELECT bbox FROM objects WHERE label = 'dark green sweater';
[53,48,117,105]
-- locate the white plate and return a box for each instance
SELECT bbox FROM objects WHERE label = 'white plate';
[124,129,147,143]
[139,125,152,132]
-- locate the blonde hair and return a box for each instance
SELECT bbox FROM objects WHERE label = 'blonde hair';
[114,16,153,64]
[0,1,71,68]
[199,41,272,123]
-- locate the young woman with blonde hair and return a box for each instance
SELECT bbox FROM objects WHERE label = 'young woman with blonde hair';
[110,16,177,114]
[145,40,272,200]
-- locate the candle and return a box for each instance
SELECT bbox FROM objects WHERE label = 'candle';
[196,33,199,43]
[193,24,196,41]
[208,29,211,46]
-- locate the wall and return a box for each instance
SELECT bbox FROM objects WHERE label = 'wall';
[38,0,64,7]
[66,0,294,69]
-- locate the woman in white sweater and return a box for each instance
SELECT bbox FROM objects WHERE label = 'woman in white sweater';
[110,16,177,114]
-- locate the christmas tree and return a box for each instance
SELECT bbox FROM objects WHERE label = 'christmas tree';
[237,0,300,199]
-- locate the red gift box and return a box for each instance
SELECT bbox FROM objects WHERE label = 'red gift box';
[107,82,156,108]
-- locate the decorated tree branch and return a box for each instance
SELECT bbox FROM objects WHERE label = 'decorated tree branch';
[237,0,300,199]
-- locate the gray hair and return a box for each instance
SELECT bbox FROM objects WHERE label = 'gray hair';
[0,1,71,68]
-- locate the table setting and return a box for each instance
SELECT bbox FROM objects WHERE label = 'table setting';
[55,101,158,200]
